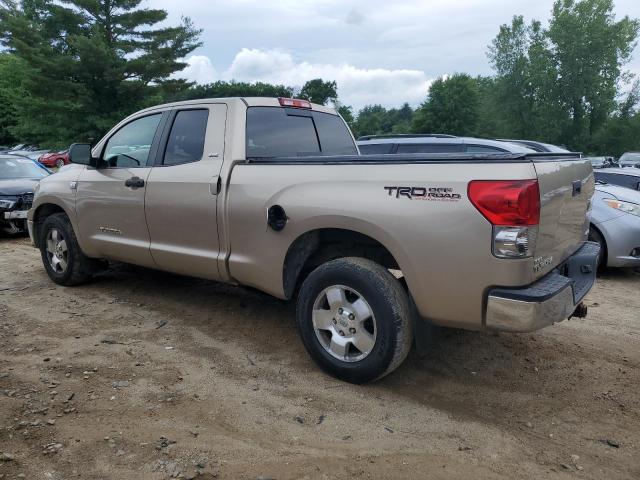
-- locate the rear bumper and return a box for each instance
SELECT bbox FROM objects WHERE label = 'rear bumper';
[485,242,600,333]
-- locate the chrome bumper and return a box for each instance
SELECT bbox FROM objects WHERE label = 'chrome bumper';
[485,242,600,333]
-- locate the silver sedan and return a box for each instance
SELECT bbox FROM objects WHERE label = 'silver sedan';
[589,181,640,268]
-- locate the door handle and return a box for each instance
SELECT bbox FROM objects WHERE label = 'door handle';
[125,177,145,189]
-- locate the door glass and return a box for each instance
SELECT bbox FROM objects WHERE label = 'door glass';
[396,143,462,153]
[102,114,162,168]
[163,110,209,166]
[465,145,507,153]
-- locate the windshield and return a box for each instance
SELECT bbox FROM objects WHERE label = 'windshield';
[0,157,49,179]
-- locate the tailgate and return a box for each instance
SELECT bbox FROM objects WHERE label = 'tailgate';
[533,156,594,279]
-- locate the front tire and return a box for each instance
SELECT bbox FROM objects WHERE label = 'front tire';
[296,257,413,383]
[39,213,95,286]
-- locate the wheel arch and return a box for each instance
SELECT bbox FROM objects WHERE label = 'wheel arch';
[32,202,69,248]
[589,223,608,267]
[282,227,405,300]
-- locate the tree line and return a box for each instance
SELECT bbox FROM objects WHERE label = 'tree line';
[0,0,639,156]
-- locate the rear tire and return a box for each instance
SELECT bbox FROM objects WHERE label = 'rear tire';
[296,257,413,384]
[55,158,65,168]
[588,225,607,270]
[39,213,96,286]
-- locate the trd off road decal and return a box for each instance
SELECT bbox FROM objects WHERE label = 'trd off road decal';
[384,186,462,201]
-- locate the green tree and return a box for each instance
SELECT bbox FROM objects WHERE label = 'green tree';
[0,53,27,145]
[412,73,479,136]
[171,80,294,102]
[548,0,639,147]
[336,103,355,128]
[300,78,337,105]
[0,0,201,147]
[489,0,639,150]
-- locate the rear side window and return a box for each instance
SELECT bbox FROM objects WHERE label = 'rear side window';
[465,145,507,153]
[396,143,463,154]
[246,107,356,158]
[359,143,394,155]
[163,109,209,166]
[595,172,640,191]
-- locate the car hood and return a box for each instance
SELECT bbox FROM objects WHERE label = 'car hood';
[596,183,640,204]
[0,178,40,196]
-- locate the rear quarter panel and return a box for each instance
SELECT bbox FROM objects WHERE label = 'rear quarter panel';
[226,161,539,329]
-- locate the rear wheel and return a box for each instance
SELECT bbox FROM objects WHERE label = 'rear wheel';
[588,225,607,269]
[39,213,95,285]
[55,158,65,168]
[296,257,413,383]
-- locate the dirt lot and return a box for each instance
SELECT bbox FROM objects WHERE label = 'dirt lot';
[0,236,639,480]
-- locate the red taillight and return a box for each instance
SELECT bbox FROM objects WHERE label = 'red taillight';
[278,97,312,109]
[468,180,540,226]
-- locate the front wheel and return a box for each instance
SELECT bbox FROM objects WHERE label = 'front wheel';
[296,257,413,383]
[39,213,96,286]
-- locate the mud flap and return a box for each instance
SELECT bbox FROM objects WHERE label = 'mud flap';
[409,294,441,357]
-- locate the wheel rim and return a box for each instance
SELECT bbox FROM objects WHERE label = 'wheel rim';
[45,228,68,274]
[56,159,64,168]
[312,285,377,362]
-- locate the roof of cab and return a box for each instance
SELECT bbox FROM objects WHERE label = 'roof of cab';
[135,97,337,115]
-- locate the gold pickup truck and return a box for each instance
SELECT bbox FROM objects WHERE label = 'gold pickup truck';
[28,97,599,383]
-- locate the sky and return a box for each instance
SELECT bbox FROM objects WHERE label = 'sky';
[149,0,640,110]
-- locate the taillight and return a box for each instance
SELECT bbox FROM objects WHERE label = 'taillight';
[468,180,541,259]
[468,180,540,226]
[278,97,312,109]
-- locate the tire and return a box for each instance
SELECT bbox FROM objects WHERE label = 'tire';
[588,225,607,269]
[39,213,95,286]
[296,257,413,384]
[55,158,65,168]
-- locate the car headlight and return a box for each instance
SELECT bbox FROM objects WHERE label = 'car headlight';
[0,199,16,209]
[603,199,640,217]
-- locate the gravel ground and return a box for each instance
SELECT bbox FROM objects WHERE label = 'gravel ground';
[1,235,639,480]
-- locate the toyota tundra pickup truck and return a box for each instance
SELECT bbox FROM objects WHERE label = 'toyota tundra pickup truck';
[28,97,599,383]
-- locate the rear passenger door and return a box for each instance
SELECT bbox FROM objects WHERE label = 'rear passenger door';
[144,105,227,280]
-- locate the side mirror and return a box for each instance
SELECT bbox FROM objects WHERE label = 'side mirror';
[69,143,97,167]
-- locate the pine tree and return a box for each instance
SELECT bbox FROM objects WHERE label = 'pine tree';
[0,0,201,147]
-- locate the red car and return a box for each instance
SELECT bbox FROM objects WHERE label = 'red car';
[39,149,70,168]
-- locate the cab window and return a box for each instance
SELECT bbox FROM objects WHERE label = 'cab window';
[465,145,507,153]
[102,114,162,168]
[396,143,463,154]
[163,109,209,166]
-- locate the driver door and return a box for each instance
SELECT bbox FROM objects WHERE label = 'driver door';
[75,112,166,267]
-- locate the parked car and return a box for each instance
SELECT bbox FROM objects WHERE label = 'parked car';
[28,97,598,383]
[594,168,640,192]
[496,139,571,153]
[0,155,50,234]
[357,134,535,154]
[588,156,617,169]
[9,149,51,161]
[39,149,70,169]
[590,180,640,269]
[619,152,640,168]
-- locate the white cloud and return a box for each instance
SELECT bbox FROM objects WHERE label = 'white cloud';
[177,48,432,110]
[178,55,217,84]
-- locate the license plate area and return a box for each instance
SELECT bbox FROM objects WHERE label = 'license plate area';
[3,210,28,220]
